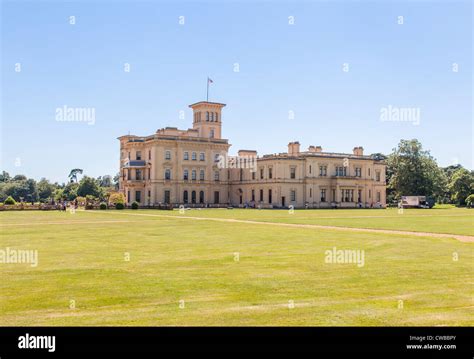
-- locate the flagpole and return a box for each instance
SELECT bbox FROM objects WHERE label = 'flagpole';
[206,77,209,102]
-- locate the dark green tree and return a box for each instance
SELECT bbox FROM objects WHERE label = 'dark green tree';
[77,176,101,198]
[448,168,474,206]
[387,139,444,200]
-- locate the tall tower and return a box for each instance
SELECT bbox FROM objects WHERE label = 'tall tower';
[189,101,226,139]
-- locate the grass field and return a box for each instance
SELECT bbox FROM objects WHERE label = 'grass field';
[0,207,473,326]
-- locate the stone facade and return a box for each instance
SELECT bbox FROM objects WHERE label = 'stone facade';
[118,101,386,208]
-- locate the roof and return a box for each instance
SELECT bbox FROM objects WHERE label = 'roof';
[188,101,226,108]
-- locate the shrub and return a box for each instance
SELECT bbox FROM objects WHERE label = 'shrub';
[108,192,126,206]
[115,202,125,210]
[99,202,107,210]
[4,196,16,205]
[465,194,474,208]
[131,201,139,210]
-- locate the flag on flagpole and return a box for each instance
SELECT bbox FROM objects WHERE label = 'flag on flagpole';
[206,77,214,101]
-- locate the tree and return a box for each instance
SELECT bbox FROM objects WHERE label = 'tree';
[0,171,11,182]
[77,176,101,198]
[113,172,120,190]
[13,174,27,181]
[2,178,38,202]
[465,194,474,208]
[448,168,474,206]
[68,169,83,183]
[53,188,64,202]
[62,182,79,201]
[97,175,113,187]
[387,139,444,200]
[37,178,56,202]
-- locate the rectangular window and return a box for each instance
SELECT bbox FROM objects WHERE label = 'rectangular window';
[251,190,255,202]
[192,170,196,180]
[268,167,273,179]
[290,190,296,202]
[358,190,362,202]
[165,169,171,180]
[214,171,219,181]
[321,189,326,202]
[252,172,256,180]
[309,165,312,174]
[268,189,272,204]
[164,190,170,204]
[165,150,171,160]
[135,190,141,203]
[192,152,197,161]
[136,169,142,180]
[214,191,219,204]
[376,191,381,202]
[184,152,189,160]
[210,129,215,138]
[136,151,142,160]
[319,165,327,176]
[183,169,188,181]
[336,167,347,176]
[259,189,263,202]
[260,168,264,179]
[127,190,130,203]
[368,168,371,177]
[309,188,312,197]
[355,167,361,177]
[200,170,205,181]
[148,150,151,160]
[376,171,381,182]
[369,190,371,199]
[290,167,296,179]
[199,152,205,161]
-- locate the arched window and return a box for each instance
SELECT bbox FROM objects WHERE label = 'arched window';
[191,191,196,204]
[183,190,188,203]
[199,191,205,204]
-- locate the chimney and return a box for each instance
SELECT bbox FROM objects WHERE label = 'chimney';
[288,141,301,155]
[353,146,364,156]
[308,145,322,153]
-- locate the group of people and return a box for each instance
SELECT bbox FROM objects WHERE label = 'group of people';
[53,199,79,211]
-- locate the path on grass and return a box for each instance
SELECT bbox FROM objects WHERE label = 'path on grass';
[89,211,474,243]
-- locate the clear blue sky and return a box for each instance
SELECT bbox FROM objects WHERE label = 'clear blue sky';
[1,0,472,183]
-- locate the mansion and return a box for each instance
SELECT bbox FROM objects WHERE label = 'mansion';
[118,101,387,208]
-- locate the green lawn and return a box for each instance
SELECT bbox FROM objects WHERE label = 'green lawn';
[163,206,474,236]
[0,208,472,326]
